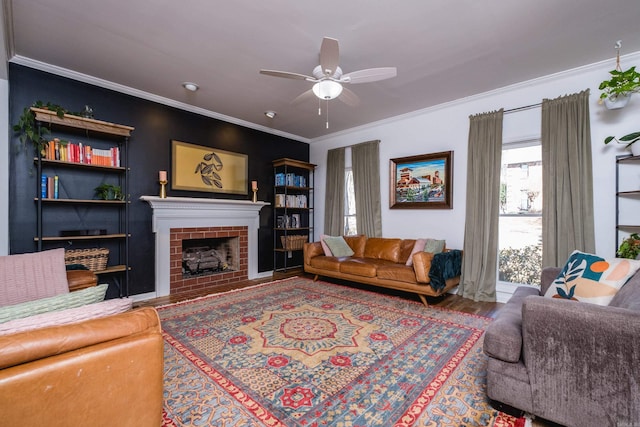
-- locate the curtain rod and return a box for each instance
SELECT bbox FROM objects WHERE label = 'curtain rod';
[504,102,541,114]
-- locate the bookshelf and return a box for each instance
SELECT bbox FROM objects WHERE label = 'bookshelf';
[273,158,315,272]
[32,107,134,297]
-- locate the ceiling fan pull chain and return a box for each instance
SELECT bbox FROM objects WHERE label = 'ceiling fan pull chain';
[318,98,322,116]
[326,100,330,129]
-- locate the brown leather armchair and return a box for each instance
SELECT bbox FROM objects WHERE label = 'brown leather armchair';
[0,307,164,427]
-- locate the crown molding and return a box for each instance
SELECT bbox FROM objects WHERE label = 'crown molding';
[311,50,640,144]
[9,55,310,144]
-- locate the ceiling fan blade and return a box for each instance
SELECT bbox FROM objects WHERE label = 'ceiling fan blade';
[339,87,360,107]
[291,89,316,105]
[259,69,315,81]
[319,37,340,76]
[341,67,397,84]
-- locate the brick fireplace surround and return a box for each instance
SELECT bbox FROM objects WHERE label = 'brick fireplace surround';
[170,226,247,295]
[140,196,269,298]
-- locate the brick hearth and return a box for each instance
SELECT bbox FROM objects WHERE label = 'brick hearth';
[170,226,248,295]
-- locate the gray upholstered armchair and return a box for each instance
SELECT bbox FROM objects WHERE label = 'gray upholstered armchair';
[483,267,640,427]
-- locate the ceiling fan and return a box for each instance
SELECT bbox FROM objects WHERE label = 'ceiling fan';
[260,37,397,127]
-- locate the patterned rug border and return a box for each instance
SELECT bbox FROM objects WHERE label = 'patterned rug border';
[156,276,493,323]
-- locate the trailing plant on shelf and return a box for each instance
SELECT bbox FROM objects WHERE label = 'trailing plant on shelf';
[94,183,124,201]
[13,101,76,155]
[604,131,640,154]
[617,233,640,259]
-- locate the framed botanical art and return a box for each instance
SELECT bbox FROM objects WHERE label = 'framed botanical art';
[171,140,248,195]
[389,151,453,209]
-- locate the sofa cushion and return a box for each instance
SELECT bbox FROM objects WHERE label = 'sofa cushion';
[424,238,446,254]
[609,269,640,311]
[340,259,378,277]
[0,284,108,324]
[484,286,540,363]
[363,238,402,262]
[320,235,333,256]
[0,248,69,306]
[323,236,355,257]
[377,264,418,284]
[309,256,343,272]
[544,250,640,305]
[405,239,426,266]
[344,235,367,257]
[0,297,132,336]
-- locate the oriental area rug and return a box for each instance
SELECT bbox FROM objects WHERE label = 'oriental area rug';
[158,277,524,427]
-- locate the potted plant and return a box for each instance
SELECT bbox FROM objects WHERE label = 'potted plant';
[598,66,640,109]
[94,184,124,201]
[13,101,71,155]
[604,131,640,156]
[617,233,640,259]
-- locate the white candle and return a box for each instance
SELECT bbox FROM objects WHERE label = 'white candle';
[159,170,167,182]
[251,180,257,190]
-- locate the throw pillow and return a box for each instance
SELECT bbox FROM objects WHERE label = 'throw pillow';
[0,283,108,324]
[323,235,355,257]
[0,248,69,306]
[320,235,333,256]
[424,239,446,254]
[406,238,427,266]
[544,250,640,305]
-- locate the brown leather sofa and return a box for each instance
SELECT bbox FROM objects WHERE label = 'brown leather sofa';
[304,235,461,305]
[0,307,164,427]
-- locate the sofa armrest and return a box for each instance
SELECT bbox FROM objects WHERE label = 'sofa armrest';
[412,252,435,283]
[522,296,640,425]
[304,242,324,266]
[66,269,98,292]
[539,267,560,295]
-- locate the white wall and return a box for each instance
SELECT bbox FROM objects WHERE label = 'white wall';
[310,51,640,259]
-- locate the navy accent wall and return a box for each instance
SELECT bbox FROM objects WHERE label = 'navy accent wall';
[8,64,309,296]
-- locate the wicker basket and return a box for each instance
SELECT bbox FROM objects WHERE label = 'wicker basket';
[280,235,307,250]
[64,248,109,271]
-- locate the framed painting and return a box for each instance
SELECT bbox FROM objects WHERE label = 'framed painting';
[171,140,248,195]
[389,151,453,209]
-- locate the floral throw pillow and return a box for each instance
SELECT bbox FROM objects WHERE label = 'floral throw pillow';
[544,250,640,305]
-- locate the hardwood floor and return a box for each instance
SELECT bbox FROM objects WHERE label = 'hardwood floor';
[134,272,504,317]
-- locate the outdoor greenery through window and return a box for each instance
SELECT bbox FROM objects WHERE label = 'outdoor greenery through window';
[499,143,542,286]
[344,168,357,235]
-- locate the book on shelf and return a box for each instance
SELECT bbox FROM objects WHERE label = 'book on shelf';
[44,139,120,167]
[53,175,59,199]
[41,175,47,198]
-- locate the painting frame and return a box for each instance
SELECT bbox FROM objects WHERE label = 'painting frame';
[389,151,453,209]
[171,140,248,195]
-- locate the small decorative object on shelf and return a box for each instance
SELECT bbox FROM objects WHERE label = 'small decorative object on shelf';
[159,170,167,198]
[252,180,258,202]
[94,183,124,201]
[617,233,640,259]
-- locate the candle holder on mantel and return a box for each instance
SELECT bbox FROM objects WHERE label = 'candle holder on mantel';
[159,180,167,199]
[252,187,258,203]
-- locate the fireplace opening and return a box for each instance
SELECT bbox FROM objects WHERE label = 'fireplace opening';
[182,237,239,279]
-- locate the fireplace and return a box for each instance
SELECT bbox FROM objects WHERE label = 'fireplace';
[182,236,239,278]
[141,196,268,298]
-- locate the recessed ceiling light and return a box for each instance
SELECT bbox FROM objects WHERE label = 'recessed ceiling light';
[182,82,199,92]
[265,111,276,119]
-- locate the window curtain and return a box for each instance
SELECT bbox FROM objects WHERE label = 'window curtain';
[324,147,345,236]
[352,140,382,237]
[459,109,504,302]
[541,90,595,267]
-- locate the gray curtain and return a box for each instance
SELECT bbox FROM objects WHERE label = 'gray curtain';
[352,140,382,237]
[460,110,504,302]
[324,147,345,236]
[541,90,595,267]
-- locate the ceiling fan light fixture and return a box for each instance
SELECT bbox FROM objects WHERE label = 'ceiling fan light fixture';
[312,80,343,100]
[182,82,199,92]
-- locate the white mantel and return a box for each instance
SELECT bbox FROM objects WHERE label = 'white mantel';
[140,196,269,298]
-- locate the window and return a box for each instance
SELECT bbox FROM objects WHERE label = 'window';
[344,168,357,235]
[498,142,542,286]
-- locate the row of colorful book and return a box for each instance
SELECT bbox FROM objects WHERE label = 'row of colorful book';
[44,138,121,167]
[274,173,307,187]
[41,175,59,199]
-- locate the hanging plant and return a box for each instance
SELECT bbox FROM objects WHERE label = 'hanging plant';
[13,101,73,155]
[598,66,640,104]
